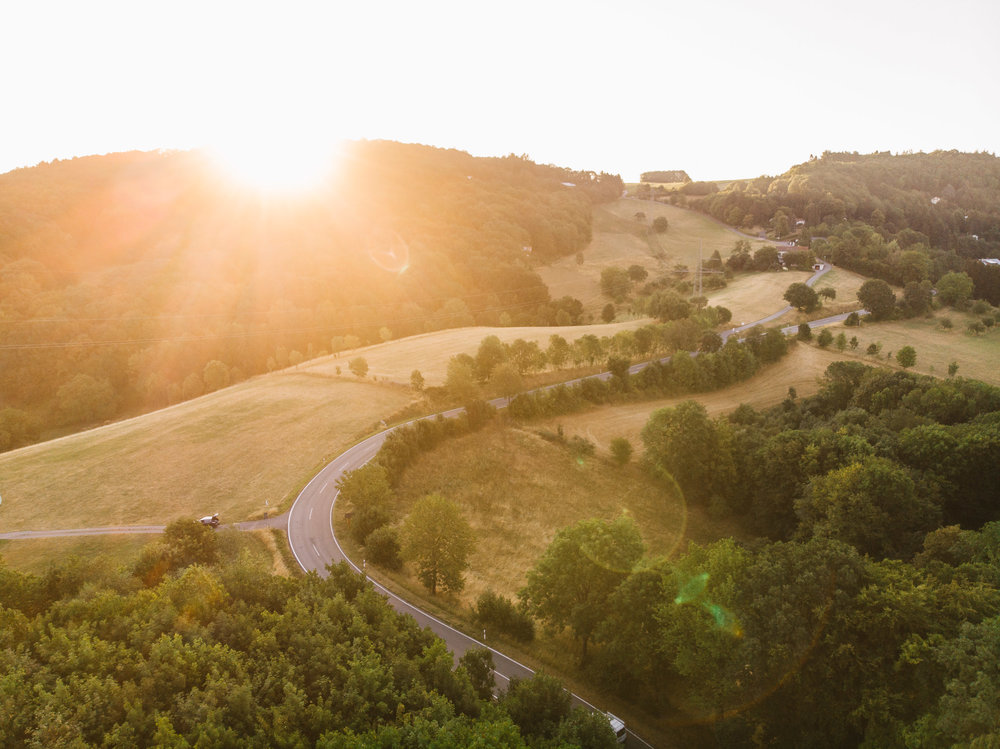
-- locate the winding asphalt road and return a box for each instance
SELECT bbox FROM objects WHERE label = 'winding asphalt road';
[3,263,858,747]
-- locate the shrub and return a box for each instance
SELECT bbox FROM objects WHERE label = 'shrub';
[567,435,596,460]
[350,505,391,545]
[475,590,535,642]
[610,437,633,466]
[364,526,403,570]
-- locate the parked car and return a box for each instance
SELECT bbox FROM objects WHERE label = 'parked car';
[198,513,220,528]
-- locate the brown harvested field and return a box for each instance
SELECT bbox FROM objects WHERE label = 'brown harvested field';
[0,373,412,532]
[537,343,847,454]
[536,199,773,316]
[304,320,652,386]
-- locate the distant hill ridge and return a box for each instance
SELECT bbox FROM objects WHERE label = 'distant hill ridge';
[0,142,623,448]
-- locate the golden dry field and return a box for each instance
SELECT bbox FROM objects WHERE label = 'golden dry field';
[0,373,413,532]
[537,343,846,454]
[374,421,746,612]
[536,199,772,316]
[814,309,1000,385]
[303,320,652,386]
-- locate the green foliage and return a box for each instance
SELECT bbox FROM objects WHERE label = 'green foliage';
[402,494,474,595]
[784,282,819,311]
[445,355,478,401]
[796,457,941,558]
[642,400,724,505]
[410,369,424,391]
[501,673,572,740]
[816,328,834,348]
[489,362,524,402]
[348,356,369,378]
[609,436,633,466]
[796,322,812,341]
[936,271,975,307]
[363,525,403,570]
[56,373,116,425]
[896,344,917,368]
[0,559,527,747]
[857,278,897,319]
[651,216,669,233]
[600,266,631,302]
[474,590,535,642]
[521,516,644,662]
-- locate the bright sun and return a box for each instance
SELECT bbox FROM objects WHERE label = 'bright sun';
[207,130,342,193]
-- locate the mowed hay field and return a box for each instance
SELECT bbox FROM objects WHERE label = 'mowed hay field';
[815,309,1000,386]
[0,373,412,532]
[538,343,847,454]
[536,199,773,316]
[304,320,652,386]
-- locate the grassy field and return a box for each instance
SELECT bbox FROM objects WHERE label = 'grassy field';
[537,343,846,454]
[536,199,773,317]
[701,266,868,328]
[303,320,652,386]
[814,309,1000,385]
[350,419,746,613]
[337,345,848,616]
[0,373,413,532]
[0,534,153,575]
[0,527,288,576]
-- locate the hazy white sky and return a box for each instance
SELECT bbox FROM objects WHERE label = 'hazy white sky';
[3,0,998,181]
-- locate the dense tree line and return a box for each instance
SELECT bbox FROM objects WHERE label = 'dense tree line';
[516,362,1000,746]
[0,145,620,448]
[0,523,620,748]
[688,150,1000,303]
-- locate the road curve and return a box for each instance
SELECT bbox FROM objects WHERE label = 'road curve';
[5,265,852,746]
[286,262,842,747]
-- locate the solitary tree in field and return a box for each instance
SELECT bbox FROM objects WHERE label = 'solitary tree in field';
[652,216,669,233]
[403,494,474,595]
[784,282,819,312]
[349,357,369,378]
[948,361,959,377]
[896,346,917,369]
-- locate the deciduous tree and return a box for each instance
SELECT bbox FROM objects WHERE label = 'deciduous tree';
[402,494,474,594]
[520,516,644,662]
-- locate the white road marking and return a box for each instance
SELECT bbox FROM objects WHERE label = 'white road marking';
[309,507,314,520]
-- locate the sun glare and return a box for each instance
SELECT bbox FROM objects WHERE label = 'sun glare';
[208,132,341,193]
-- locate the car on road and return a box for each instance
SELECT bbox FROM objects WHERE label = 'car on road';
[606,712,627,743]
[198,513,220,528]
